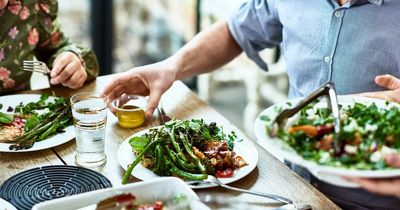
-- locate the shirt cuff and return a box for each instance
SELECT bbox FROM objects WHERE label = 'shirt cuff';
[227,17,269,71]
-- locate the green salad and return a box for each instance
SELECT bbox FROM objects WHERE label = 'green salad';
[0,94,72,150]
[264,101,400,170]
[122,119,247,184]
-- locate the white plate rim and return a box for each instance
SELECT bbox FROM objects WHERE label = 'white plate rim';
[32,177,209,210]
[0,94,74,152]
[0,198,17,210]
[118,125,259,189]
[253,95,400,178]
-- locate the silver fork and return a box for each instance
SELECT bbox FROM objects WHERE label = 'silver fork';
[157,101,172,125]
[187,175,294,204]
[22,60,51,74]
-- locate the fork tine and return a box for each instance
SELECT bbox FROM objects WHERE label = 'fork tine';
[21,68,45,73]
[23,60,44,63]
[22,64,44,69]
[22,64,40,68]
[23,67,45,71]
[22,60,50,74]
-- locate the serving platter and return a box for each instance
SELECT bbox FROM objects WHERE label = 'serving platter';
[118,125,259,189]
[0,94,74,152]
[254,95,400,187]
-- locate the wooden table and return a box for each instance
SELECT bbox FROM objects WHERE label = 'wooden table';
[0,75,339,209]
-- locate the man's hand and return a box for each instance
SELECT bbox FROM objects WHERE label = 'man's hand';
[350,74,400,197]
[347,153,400,198]
[50,51,87,89]
[102,61,176,119]
[359,74,400,103]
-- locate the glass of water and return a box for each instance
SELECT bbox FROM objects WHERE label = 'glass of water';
[70,92,109,167]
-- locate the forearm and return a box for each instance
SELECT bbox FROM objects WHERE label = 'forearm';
[168,21,242,80]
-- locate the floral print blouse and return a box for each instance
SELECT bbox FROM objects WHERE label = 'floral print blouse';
[0,0,99,94]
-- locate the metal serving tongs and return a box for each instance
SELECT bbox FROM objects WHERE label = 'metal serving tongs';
[269,82,341,152]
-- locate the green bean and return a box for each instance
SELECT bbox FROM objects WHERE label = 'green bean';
[164,145,199,173]
[153,144,168,176]
[180,132,206,173]
[169,165,208,180]
[168,125,187,161]
[122,139,161,184]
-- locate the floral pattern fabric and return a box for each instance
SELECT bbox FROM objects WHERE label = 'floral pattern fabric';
[0,0,99,94]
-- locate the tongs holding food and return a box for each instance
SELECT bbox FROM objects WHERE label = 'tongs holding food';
[269,82,341,151]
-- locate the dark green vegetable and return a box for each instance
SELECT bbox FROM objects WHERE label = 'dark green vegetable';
[122,119,239,184]
[0,112,13,124]
[122,139,161,184]
[269,101,400,170]
[180,132,206,173]
[169,164,208,181]
[24,115,39,132]
[5,94,73,151]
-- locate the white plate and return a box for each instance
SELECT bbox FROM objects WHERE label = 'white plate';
[0,94,74,152]
[0,198,17,210]
[254,95,400,187]
[118,126,259,189]
[32,177,210,210]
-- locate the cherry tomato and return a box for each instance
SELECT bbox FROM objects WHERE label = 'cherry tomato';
[216,168,234,178]
[153,201,163,210]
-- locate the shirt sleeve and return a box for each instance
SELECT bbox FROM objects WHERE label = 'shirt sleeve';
[228,0,282,71]
[34,0,99,82]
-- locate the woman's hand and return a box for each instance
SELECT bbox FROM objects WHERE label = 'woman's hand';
[50,51,87,89]
[347,153,400,198]
[359,74,400,103]
[102,61,177,119]
[0,0,8,10]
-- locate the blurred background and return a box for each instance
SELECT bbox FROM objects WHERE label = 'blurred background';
[58,0,289,136]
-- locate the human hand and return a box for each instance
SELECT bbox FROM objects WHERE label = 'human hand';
[358,74,400,103]
[102,61,177,119]
[346,153,400,198]
[0,0,8,10]
[50,51,87,89]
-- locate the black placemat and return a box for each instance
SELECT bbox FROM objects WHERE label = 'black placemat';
[0,165,112,210]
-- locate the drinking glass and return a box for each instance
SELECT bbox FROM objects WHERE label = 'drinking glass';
[70,92,108,167]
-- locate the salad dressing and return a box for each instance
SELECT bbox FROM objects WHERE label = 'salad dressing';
[116,105,145,128]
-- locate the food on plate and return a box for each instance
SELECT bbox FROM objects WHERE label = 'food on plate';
[94,193,189,210]
[0,94,72,150]
[265,101,400,170]
[122,119,247,184]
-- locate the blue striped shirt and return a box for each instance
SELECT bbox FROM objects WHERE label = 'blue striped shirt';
[228,0,400,98]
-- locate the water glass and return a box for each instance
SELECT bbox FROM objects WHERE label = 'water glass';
[70,92,108,167]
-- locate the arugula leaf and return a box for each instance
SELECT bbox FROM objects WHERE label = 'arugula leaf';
[38,94,49,106]
[25,115,40,132]
[129,136,150,152]
[0,112,13,124]
[259,115,270,122]
[228,131,237,150]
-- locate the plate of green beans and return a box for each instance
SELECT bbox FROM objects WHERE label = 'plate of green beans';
[118,119,258,188]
